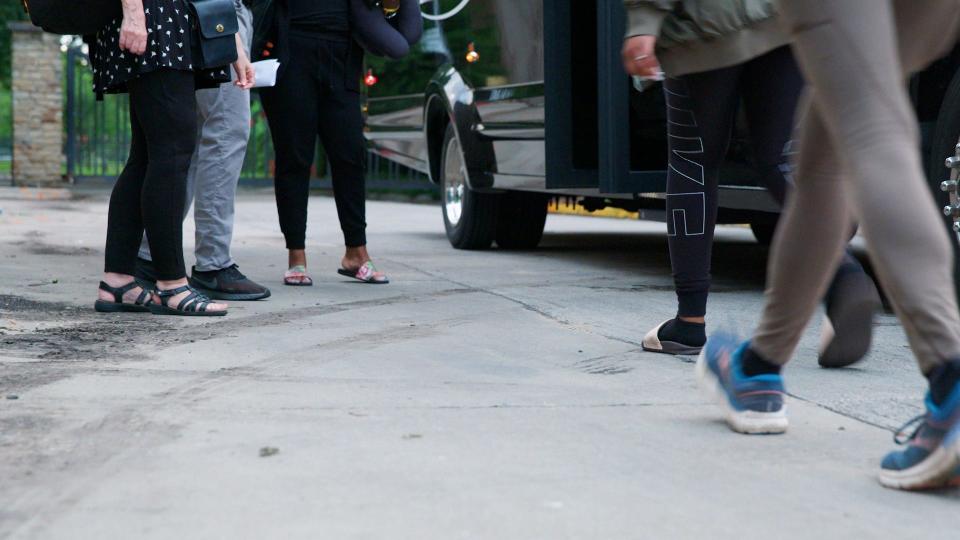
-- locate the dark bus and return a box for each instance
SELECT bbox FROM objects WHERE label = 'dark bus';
[363,1,960,265]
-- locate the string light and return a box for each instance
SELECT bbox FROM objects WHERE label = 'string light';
[466,42,479,63]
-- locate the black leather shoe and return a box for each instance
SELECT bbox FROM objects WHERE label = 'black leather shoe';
[189,264,271,301]
[819,266,880,368]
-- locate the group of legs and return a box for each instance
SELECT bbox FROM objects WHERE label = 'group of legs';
[97,0,960,489]
[642,0,960,490]
[260,31,387,287]
[99,7,386,319]
[641,45,880,367]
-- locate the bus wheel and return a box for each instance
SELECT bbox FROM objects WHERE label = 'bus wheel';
[441,124,498,250]
[926,66,960,303]
[496,192,548,250]
[749,214,780,246]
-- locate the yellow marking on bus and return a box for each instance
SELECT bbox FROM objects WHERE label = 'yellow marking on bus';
[548,199,639,220]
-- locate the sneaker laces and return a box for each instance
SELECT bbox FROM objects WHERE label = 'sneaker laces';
[222,264,247,280]
[893,414,927,445]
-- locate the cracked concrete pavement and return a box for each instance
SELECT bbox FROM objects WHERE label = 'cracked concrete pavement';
[0,187,957,539]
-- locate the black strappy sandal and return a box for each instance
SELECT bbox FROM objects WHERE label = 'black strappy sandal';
[150,284,227,317]
[94,280,154,313]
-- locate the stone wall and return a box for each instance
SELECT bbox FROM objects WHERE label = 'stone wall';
[9,22,63,186]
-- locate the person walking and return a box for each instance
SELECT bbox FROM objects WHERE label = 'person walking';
[622,0,881,368]
[255,0,390,286]
[695,0,960,490]
[136,0,271,302]
[92,0,253,316]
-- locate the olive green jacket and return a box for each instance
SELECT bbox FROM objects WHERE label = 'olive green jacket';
[624,0,789,76]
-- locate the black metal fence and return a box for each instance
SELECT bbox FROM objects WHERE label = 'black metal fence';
[63,41,432,191]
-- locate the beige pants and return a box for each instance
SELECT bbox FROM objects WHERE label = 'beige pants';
[754,0,960,372]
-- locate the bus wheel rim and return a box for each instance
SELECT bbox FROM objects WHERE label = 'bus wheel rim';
[444,135,466,227]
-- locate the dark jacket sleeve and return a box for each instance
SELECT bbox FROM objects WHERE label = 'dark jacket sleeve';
[395,0,424,46]
[350,0,423,60]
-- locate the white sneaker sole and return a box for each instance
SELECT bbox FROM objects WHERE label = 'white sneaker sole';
[696,350,788,435]
[878,434,960,490]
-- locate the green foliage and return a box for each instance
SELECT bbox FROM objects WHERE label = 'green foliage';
[0,2,29,87]
[366,0,505,98]
[0,85,10,143]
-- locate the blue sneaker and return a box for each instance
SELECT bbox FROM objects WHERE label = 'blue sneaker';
[879,384,960,490]
[696,333,788,434]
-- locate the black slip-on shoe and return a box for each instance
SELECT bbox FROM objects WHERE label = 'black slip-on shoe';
[189,264,272,301]
[642,318,706,356]
[819,269,881,368]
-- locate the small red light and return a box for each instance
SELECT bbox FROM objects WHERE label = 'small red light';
[364,69,379,87]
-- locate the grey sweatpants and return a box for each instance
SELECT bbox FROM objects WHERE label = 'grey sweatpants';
[140,1,253,272]
[753,0,960,373]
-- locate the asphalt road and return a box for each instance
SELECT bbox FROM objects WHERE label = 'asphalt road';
[0,187,957,539]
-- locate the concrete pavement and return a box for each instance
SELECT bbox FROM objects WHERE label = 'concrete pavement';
[0,187,957,539]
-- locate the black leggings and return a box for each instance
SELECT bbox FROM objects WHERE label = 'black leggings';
[663,46,802,317]
[104,69,197,281]
[260,33,367,249]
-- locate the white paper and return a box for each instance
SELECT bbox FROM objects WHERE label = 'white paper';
[632,72,665,93]
[252,60,280,88]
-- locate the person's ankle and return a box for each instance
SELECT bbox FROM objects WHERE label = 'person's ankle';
[927,360,960,406]
[343,246,370,266]
[657,317,706,347]
[345,245,368,257]
[103,272,135,287]
[156,278,188,291]
[288,249,307,269]
[740,346,782,377]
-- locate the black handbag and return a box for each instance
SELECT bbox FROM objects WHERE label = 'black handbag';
[22,0,122,36]
[187,0,240,69]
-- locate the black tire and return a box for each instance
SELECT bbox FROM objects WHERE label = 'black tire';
[749,214,780,246]
[495,192,548,250]
[440,124,499,250]
[926,67,960,302]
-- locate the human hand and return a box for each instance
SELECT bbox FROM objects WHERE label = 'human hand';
[622,35,661,78]
[233,36,255,89]
[119,1,148,56]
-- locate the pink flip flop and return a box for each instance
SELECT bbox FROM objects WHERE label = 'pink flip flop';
[337,261,389,284]
[284,265,314,287]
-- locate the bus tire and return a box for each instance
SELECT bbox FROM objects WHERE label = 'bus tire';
[750,214,779,246]
[440,124,498,250]
[926,66,960,302]
[495,192,548,250]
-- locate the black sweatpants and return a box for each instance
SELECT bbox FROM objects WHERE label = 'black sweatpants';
[663,46,802,317]
[260,33,367,249]
[104,69,197,281]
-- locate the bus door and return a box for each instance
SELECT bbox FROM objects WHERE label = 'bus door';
[597,1,668,195]
[545,1,668,194]
[544,0,599,189]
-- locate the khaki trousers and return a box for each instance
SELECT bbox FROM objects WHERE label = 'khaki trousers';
[754,0,960,373]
